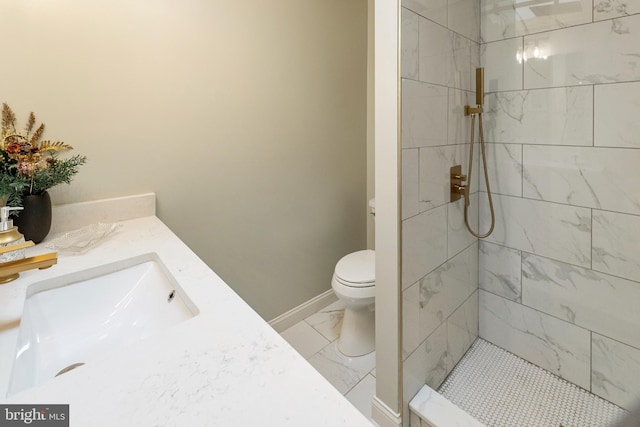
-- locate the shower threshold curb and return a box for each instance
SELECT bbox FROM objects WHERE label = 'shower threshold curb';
[409,385,485,427]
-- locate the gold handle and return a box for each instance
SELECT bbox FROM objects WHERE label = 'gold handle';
[453,184,467,195]
[0,240,35,255]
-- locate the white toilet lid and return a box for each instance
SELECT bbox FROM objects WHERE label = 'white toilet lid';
[334,250,375,286]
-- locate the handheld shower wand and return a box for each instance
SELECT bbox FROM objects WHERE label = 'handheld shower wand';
[475,67,484,106]
[454,67,495,238]
[464,67,484,116]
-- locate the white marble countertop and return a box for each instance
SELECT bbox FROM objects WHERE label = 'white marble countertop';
[0,214,373,426]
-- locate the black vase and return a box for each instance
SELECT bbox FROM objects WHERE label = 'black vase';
[14,191,52,244]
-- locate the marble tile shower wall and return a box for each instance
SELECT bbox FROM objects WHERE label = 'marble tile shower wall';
[479,0,640,411]
[401,0,481,423]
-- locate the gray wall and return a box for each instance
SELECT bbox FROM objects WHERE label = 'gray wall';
[479,0,640,411]
[400,1,481,423]
[0,0,368,320]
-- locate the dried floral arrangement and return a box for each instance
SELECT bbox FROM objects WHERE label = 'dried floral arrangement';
[0,103,87,207]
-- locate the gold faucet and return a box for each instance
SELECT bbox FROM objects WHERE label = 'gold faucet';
[0,240,57,284]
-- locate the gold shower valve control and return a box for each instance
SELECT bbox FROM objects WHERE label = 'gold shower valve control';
[451,165,467,202]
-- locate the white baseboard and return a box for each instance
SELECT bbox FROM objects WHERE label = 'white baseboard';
[372,396,402,427]
[268,289,337,333]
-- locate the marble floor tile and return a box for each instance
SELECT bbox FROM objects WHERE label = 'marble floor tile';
[280,320,330,360]
[345,374,377,419]
[279,302,378,425]
[304,300,345,343]
[307,342,376,395]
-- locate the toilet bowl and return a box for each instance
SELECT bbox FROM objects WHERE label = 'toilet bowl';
[331,249,375,357]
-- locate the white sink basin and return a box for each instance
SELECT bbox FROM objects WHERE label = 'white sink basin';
[8,253,199,395]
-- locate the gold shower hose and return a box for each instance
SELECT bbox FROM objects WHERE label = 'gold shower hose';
[464,112,495,238]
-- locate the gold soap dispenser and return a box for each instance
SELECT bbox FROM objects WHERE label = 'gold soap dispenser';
[0,206,26,264]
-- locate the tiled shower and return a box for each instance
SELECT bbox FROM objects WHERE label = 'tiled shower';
[401,0,640,424]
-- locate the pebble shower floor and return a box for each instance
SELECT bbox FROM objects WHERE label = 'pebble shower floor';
[438,339,627,427]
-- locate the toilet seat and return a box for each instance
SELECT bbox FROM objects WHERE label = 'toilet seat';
[334,250,374,287]
[334,275,375,288]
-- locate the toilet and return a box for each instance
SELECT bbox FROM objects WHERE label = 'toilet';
[331,249,375,357]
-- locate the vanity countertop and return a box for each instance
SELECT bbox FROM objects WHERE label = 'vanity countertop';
[0,215,373,426]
